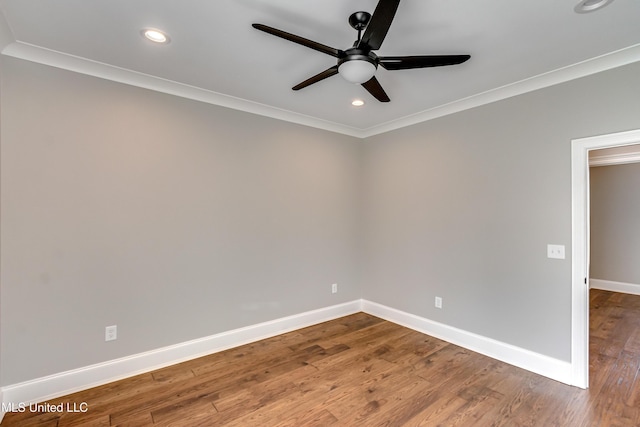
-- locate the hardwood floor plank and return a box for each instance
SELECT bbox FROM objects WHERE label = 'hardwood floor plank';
[623,317,640,353]
[1,416,58,427]
[212,366,317,424]
[150,399,217,425]
[326,371,429,423]
[275,408,339,426]
[411,395,470,426]
[332,373,435,426]
[58,414,111,427]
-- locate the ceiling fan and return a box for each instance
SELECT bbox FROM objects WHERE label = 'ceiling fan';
[252,0,470,103]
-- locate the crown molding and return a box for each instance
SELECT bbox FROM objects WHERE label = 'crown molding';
[2,40,640,139]
[589,151,640,167]
[360,43,640,138]
[1,41,363,138]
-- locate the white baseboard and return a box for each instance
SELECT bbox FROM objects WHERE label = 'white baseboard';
[361,300,573,386]
[590,278,640,296]
[1,300,362,412]
[2,297,577,415]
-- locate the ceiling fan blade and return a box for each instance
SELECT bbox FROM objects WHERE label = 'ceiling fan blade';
[379,55,471,70]
[361,76,390,102]
[292,66,339,91]
[252,24,343,58]
[358,0,401,51]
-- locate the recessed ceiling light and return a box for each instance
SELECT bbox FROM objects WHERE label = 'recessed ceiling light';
[351,99,365,107]
[142,28,170,44]
[574,0,614,13]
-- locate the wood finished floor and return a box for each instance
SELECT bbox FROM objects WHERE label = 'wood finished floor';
[2,289,639,426]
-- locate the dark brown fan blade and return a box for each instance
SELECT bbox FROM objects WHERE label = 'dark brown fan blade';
[292,66,339,91]
[379,55,470,70]
[361,76,390,102]
[358,0,400,51]
[252,24,344,58]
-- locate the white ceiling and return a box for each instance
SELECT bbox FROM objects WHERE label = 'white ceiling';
[1,0,639,137]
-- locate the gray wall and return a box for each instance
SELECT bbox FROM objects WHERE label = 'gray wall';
[360,61,640,361]
[2,54,640,386]
[590,162,640,284]
[0,57,362,385]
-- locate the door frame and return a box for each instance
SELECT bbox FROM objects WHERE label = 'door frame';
[571,128,640,388]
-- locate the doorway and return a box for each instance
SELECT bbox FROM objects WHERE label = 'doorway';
[571,128,640,388]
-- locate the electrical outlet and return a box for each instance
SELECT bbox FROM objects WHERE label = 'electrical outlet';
[105,325,117,342]
[332,283,338,294]
[435,297,443,309]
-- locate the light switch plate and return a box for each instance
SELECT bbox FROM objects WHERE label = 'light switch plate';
[105,325,117,341]
[435,296,443,309]
[547,244,565,259]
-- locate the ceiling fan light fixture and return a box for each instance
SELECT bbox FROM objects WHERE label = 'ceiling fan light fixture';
[574,0,614,13]
[338,59,377,84]
[253,1,471,103]
[142,28,170,44]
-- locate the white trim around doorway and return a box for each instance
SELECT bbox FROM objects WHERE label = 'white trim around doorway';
[571,128,640,389]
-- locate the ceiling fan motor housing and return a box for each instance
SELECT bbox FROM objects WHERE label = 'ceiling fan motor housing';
[338,49,379,84]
